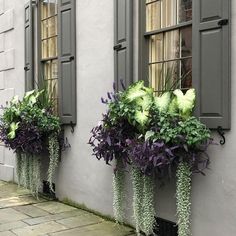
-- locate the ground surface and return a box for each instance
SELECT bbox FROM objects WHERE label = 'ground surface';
[0,181,135,236]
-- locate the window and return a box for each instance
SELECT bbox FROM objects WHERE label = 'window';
[24,0,76,124]
[145,0,192,95]
[40,0,59,114]
[113,0,231,129]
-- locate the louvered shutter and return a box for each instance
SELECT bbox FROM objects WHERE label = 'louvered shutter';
[114,0,133,91]
[193,0,231,129]
[58,0,76,125]
[24,1,34,91]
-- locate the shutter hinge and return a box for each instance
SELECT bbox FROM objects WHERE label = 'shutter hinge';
[32,0,38,6]
[69,56,75,61]
[113,44,122,51]
[218,19,229,26]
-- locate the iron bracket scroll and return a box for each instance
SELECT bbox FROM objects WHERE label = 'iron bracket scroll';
[217,126,226,145]
[70,121,75,134]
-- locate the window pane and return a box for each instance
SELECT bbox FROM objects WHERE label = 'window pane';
[163,60,180,90]
[146,1,161,32]
[47,78,59,114]
[48,17,57,37]
[178,0,192,23]
[180,58,192,89]
[162,0,177,28]
[44,61,51,80]
[42,40,48,58]
[41,20,48,39]
[52,60,58,79]
[149,34,163,63]
[164,30,180,60]
[48,0,57,16]
[48,37,57,57]
[41,1,49,20]
[43,60,59,114]
[180,27,192,57]
[149,63,163,92]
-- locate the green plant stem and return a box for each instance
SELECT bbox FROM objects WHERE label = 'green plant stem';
[142,174,155,236]
[176,161,192,236]
[48,133,60,192]
[131,167,144,235]
[113,159,125,224]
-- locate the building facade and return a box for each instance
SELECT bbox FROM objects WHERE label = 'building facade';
[0,0,235,235]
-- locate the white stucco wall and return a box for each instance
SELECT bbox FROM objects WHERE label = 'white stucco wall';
[56,0,123,218]
[56,1,236,236]
[0,0,25,181]
[0,0,235,235]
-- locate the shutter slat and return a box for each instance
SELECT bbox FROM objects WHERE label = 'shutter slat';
[58,0,76,125]
[24,1,34,91]
[114,0,133,91]
[193,0,231,129]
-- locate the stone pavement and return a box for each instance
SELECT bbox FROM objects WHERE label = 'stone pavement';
[0,181,135,236]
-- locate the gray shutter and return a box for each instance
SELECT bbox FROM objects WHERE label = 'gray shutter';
[114,0,133,91]
[58,0,76,125]
[193,0,231,129]
[24,1,34,91]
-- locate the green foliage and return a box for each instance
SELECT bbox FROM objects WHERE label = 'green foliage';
[48,134,60,192]
[2,90,60,138]
[1,89,61,197]
[154,92,171,112]
[178,117,211,147]
[108,81,154,132]
[147,111,211,147]
[173,89,196,118]
[176,161,192,236]
[91,81,212,236]
[113,159,125,223]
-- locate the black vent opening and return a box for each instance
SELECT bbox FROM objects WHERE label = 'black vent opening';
[153,217,178,236]
[42,181,56,199]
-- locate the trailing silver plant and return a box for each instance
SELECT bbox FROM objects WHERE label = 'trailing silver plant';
[31,155,41,196]
[131,167,144,235]
[132,167,155,235]
[113,159,125,223]
[48,134,60,192]
[142,174,155,236]
[16,152,41,196]
[21,153,30,188]
[176,161,192,236]
[16,152,23,186]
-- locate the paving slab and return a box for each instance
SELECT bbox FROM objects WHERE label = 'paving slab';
[0,220,28,232]
[56,214,104,228]
[23,209,86,226]
[50,222,134,236]
[13,204,50,217]
[0,208,29,224]
[12,221,68,236]
[0,195,45,208]
[0,231,16,236]
[0,181,134,236]
[34,201,77,214]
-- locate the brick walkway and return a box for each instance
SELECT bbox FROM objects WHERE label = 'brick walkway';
[0,181,135,236]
